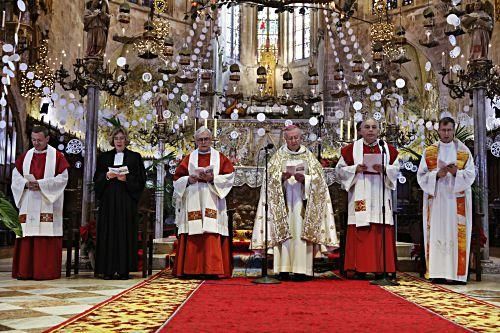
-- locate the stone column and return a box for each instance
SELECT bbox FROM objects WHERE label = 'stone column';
[472,86,489,259]
[155,139,165,238]
[81,85,99,226]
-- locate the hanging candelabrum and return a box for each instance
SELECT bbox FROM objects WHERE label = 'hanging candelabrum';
[439,59,500,100]
[54,57,130,99]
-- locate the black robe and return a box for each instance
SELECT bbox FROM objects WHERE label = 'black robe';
[93,148,146,277]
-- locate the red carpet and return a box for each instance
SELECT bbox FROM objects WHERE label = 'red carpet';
[159,278,466,332]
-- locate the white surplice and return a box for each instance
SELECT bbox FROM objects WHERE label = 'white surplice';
[11,146,68,237]
[417,140,475,282]
[174,148,234,236]
[335,139,399,227]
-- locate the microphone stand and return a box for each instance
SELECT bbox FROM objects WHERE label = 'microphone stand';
[253,144,280,284]
[370,140,398,286]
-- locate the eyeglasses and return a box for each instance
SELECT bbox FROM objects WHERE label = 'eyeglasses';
[196,137,211,142]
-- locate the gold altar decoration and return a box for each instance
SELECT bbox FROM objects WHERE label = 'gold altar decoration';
[258,48,277,96]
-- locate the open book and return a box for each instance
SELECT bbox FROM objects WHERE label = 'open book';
[108,166,129,175]
[284,162,305,175]
[24,174,36,182]
[193,165,214,178]
[363,153,382,173]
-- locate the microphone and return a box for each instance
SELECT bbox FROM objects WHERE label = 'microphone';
[378,139,386,153]
[261,143,274,150]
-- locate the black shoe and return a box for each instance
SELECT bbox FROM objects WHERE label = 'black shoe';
[292,274,312,282]
[103,274,113,280]
[277,272,290,281]
[445,280,467,285]
[430,278,447,284]
[374,273,384,280]
[353,272,367,280]
[117,274,129,280]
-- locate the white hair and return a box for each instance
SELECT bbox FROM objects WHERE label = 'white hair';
[194,126,212,140]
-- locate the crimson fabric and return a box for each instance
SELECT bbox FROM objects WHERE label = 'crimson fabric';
[161,278,466,332]
[12,236,63,280]
[173,234,232,277]
[344,224,397,273]
[173,151,234,181]
[15,149,70,179]
[340,141,399,166]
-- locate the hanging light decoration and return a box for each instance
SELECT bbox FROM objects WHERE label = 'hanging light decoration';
[229,63,240,82]
[282,69,293,90]
[419,5,439,48]
[20,39,55,99]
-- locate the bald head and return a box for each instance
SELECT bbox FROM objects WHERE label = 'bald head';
[360,118,380,144]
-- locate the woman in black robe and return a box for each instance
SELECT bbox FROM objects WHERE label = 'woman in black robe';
[93,127,146,279]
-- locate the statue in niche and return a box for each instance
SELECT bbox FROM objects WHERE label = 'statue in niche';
[462,0,494,61]
[84,0,110,59]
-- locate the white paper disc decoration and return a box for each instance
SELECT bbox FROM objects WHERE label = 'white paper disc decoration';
[353,101,362,111]
[257,113,266,122]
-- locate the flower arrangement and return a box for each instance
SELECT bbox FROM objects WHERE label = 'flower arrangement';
[80,220,97,255]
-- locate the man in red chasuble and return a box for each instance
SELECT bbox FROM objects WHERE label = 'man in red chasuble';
[336,118,399,279]
[173,126,235,278]
[11,126,70,280]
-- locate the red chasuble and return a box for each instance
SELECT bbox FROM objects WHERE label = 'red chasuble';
[341,143,399,274]
[12,150,69,280]
[173,152,234,278]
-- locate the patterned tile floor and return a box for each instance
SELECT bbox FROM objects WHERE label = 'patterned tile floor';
[0,254,498,332]
[0,268,149,332]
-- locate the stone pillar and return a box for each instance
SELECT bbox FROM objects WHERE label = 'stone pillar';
[155,139,165,238]
[81,85,99,226]
[472,87,489,259]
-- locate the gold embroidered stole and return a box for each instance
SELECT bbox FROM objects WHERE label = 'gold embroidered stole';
[424,142,469,276]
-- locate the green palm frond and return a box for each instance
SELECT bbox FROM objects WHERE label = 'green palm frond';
[103,117,122,129]
[0,193,21,237]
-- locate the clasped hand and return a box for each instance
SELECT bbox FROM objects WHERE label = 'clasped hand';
[188,172,213,184]
[281,172,305,183]
[27,181,40,191]
[437,164,457,178]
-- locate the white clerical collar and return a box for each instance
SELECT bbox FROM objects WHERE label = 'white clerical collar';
[363,139,378,147]
[284,145,305,155]
[34,149,47,154]
[114,152,124,166]
[198,149,211,155]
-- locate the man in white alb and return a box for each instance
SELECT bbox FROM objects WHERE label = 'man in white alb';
[417,117,475,284]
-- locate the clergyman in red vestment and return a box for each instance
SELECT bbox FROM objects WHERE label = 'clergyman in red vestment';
[11,126,69,280]
[173,126,234,278]
[336,118,399,279]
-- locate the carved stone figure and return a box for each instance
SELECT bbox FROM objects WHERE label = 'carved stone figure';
[462,0,494,61]
[84,0,110,59]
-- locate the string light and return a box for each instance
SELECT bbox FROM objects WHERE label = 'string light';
[20,39,54,99]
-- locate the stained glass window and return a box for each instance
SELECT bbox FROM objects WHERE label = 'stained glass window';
[372,0,398,11]
[220,5,240,60]
[287,6,310,61]
[257,8,279,61]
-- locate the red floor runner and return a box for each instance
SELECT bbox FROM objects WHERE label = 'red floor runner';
[160,278,466,333]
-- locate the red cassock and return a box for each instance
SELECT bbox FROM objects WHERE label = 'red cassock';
[12,150,69,280]
[172,152,234,278]
[341,143,399,274]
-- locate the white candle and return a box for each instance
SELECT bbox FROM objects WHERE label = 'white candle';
[354,121,357,140]
[204,119,207,128]
[213,118,218,138]
[347,120,351,141]
[340,120,344,140]
[2,11,5,28]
